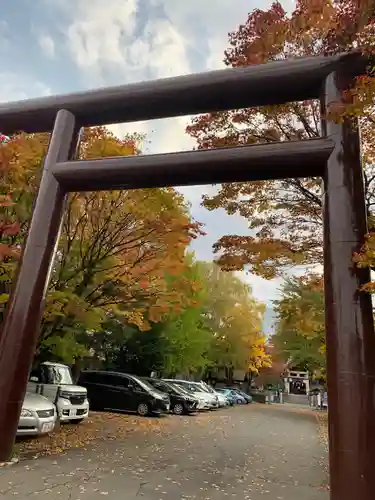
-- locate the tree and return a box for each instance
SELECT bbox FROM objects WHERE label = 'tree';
[158,258,212,377]
[0,128,201,362]
[83,256,211,377]
[198,262,269,380]
[186,0,375,279]
[0,135,20,268]
[272,274,325,377]
[91,258,270,380]
[248,333,272,380]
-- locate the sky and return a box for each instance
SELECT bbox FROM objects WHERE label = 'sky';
[0,0,296,332]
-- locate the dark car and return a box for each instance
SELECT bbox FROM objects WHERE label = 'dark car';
[144,378,199,415]
[78,370,170,417]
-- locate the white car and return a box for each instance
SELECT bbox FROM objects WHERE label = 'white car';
[199,382,229,407]
[28,362,89,424]
[163,379,218,409]
[214,391,229,407]
[17,393,57,437]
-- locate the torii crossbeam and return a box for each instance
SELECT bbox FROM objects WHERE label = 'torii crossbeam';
[0,52,374,500]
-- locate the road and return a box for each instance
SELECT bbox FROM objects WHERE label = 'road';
[0,404,329,499]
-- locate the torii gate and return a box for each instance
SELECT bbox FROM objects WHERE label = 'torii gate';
[0,52,374,500]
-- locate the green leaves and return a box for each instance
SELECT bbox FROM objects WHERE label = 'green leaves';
[273,275,325,376]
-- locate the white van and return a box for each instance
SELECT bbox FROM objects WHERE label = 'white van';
[28,362,89,424]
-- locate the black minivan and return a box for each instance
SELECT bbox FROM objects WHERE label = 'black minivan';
[78,370,170,416]
[144,378,199,415]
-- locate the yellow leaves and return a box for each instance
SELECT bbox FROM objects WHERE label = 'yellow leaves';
[0,293,9,304]
[273,274,325,374]
[353,232,375,292]
[248,334,273,373]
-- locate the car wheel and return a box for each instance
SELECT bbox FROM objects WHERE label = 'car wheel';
[70,418,84,424]
[137,403,149,417]
[172,403,184,415]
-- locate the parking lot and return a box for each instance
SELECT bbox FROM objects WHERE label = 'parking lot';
[0,404,328,500]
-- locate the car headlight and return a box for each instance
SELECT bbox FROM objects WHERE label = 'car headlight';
[152,392,163,400]
[21,409,34,417]
[59,391,71,399]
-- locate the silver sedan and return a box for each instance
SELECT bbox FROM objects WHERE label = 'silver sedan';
[17,393,57,437]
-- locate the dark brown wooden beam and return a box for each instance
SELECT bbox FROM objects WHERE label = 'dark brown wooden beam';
[323,71,375,500]
[0,53,363,135]
[52,138,333,192]
[0,110,80,462]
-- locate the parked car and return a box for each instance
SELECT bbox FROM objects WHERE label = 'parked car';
[190,381,220,409]
[28,361,89,424]
[163,379,218,409]
[215,391,230,407]
[230,388,253,404]
[198,382,228,407]
[168,382,209,411]
[221,388,247,404]
[78,370,170,416]
[197,382,227,407]
[144,378,199,415]
[17,393,57,437]
[215,388,235,406]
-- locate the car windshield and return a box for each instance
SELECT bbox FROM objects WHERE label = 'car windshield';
[133,376,161,393]
[165,382,189,396]
[42,365,73,385]
[201,382,215,393]
[176,382,202,394]
[198,383,214,393]
[148,380,180,395]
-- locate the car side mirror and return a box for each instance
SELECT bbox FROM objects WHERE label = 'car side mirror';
[30,376,39,382]
[128,384,134,391]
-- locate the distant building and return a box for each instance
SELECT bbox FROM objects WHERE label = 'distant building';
[283,368,310,395]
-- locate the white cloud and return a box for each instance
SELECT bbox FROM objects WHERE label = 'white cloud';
[38,34,56,58]
[55,0,191,86]
[64,0,138,71]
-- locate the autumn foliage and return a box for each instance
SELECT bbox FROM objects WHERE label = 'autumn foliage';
[0,128,204,360]
[273,274,326,378]
[186,0,375,281]
[0,126,270,379]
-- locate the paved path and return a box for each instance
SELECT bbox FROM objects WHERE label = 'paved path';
[0,404,329,499]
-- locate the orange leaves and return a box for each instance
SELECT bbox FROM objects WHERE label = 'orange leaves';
[0,143,22,264]
[0,218,21,262]
[0,126,203,353]
[353,231,375,291]
[0,195,13,207]
[185,1,375,280]
[225,2,288,67]
[0,243,20,260]
[1,221,20,236]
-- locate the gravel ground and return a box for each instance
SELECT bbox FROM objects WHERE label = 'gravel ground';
[0,404,329,499]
